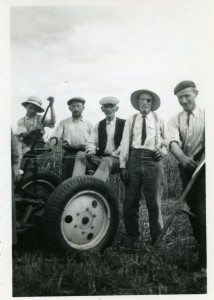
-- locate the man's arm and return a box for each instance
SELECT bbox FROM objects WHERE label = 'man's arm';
[48,120,64,148]
[85,123,98,156]
[170,142,198,172]
[17,118,43,140]
[119,118,132,184]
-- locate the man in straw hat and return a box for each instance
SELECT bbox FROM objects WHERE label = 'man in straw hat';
[16,96,56,169]
[72,96,125,181]
[120,89,167,246]
[49,97,93,180]
[167,80,206,270]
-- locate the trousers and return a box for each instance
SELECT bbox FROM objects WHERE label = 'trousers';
[72,151,119,182]
[179,164,206,267]
[123,149,164,242]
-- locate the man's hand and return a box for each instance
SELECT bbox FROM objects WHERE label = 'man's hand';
[36,122,44,130]
[181,156,198,172]
[120,168,129,184]
[153,148,165,161]
[86,149,96,157]
[12,165,21,183]
[47,96,54,106]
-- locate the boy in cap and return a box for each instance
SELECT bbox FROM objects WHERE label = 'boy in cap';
[120,89,167,246]
[167,80,206,270]
[49,97,93,180]
[17,96,55,169]
[72,96,125,181]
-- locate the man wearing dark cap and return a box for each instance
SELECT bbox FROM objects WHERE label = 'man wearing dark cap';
[167,80,206,270]
[49,97,93,180]
[120,89,167,246]
[72,96,125,181]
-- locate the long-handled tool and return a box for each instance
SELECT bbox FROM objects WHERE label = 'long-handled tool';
[143,156,205,266]
[22,97,53,173]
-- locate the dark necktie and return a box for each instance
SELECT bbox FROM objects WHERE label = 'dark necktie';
[187,112,191,127]
[142,116,147,145]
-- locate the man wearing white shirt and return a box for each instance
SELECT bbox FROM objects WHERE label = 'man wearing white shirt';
[72,96,125,182]
[49,97,93,180]
[167,80,206,270]
[120,89,167,245]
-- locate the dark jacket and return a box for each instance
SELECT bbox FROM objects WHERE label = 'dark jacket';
[97,117,125,156]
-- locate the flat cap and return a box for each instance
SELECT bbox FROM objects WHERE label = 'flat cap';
[99,96,119,106]
[174,80,196,95]
[67,97,85,106]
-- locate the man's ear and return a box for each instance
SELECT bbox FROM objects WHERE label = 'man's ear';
[101,106,104,113]
[115,106,119,112]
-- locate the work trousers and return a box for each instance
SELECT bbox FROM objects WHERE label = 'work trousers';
[62,148,84,181]
[72,151,119,182]
[123,149,164,243]
[179,164,206,267]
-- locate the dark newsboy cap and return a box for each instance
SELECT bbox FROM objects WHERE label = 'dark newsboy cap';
[174,80,196,95]
[67,97,85,106]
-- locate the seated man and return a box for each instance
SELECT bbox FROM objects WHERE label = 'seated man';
[16,96,55,169]
[72,96,125,182]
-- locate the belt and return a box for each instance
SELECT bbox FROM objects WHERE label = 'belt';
[63,146,85,153]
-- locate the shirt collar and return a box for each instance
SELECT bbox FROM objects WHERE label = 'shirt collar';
[70,116,86,123]
[183,106,200,118]
[106,117,116,125]
[138,111,152,120]
[25,114,38,120]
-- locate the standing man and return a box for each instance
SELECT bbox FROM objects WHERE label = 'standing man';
[49,97,93,180]
[72,96,125,181]
[167,80,206,269]
[17,96,56,168]
[120,89,167,245]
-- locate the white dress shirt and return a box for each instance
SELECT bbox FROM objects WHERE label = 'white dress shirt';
[167,106,205,157]
[17,115,54,135]
[51,117,93,148]
[86,117,117,154]
[120,112,167,168]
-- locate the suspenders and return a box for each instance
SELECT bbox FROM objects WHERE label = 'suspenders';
[129,112,160,149]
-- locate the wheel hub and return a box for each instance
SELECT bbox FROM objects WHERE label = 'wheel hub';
[61,190,110,250]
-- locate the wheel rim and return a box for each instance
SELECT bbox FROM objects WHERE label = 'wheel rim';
[22,180,55,200]
[61,190,111,250]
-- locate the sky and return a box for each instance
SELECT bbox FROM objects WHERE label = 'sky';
[9,0,211,138]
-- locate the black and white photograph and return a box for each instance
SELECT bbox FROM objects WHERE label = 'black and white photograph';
[0,0,214,298]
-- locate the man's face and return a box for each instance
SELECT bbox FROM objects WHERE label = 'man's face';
[69,101,85,118]
[26,103,39,117]
[101,104,118,120]
[138,93,153,115]
[176,87,198,112]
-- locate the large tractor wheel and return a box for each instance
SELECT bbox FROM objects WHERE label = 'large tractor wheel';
[18,169,61,201]
[42,176,119,253]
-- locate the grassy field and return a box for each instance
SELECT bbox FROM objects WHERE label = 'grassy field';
[12,149,207,296]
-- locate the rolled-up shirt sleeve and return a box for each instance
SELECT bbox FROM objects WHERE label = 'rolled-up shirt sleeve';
[17,118,27,135]
[167,116,182,151]
[86,123,98,153]
[49,120,64,142]
[119,117,132,168]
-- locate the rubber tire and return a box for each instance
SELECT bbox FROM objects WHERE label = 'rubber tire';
[42,175,119,253]
[19,169,61,201]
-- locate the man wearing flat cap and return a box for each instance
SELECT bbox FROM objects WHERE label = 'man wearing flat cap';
[49,97,93,180]
[17,96,56,169]
[167,80,206,270]
[120,89,167,246]
[72,96,125,181]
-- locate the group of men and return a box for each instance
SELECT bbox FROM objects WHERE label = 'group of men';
[13,80,206,271]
